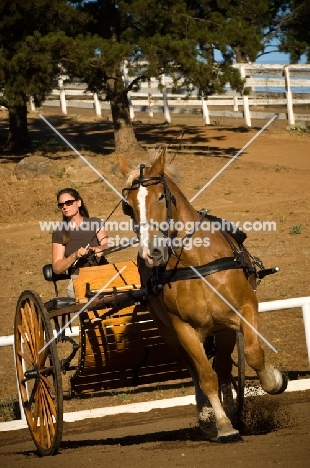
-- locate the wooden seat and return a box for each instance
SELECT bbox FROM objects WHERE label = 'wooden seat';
[73,261,141,300]
[69,261,189,394]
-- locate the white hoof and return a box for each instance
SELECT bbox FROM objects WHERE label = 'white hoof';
[259,365,288,394]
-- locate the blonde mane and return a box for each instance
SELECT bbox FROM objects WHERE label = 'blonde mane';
[125,147,179,186]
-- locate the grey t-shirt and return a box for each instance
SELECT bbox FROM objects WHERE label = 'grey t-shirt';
[52,217,108,272]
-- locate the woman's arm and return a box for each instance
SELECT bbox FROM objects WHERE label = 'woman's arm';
[88,227,109,259]
[52,243,89,275]
[97,227,109,249]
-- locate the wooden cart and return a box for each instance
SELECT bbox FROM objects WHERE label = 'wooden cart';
[14,261,245,456]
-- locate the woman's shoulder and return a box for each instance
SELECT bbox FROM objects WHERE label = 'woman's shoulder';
[52,228,63,243]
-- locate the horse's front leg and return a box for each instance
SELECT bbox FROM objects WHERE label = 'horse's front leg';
[171,316,242,443]
[177,346,213,432]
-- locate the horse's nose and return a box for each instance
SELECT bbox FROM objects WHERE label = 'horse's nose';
[151,248,163,259]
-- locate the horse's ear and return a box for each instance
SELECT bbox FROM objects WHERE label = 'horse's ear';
[118,155,131,176]
[150,146,167,176]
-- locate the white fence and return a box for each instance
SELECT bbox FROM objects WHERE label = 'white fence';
[37,64,310,127]
[1,296,310,423]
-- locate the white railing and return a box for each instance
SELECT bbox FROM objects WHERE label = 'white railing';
[1,296,310,423]
[35,64,310,127]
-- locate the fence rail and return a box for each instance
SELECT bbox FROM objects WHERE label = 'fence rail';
[1,296,310,425]
[33,64,310,126]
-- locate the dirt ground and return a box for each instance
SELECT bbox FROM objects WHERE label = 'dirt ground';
[0,390,310,467]
[0,109,310,464]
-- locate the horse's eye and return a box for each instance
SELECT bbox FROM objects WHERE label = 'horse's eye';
[158,193,165,202]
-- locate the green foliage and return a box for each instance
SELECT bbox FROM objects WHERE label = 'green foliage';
[289,224,302,234]
[1,1,309,151]
[66,1,248,98]
[278,0,310,62]
[0,395,16,422]
[286,121,309,133]
[0,0,84,107]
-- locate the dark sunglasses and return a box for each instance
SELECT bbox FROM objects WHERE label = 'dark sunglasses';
[58,199,76,209]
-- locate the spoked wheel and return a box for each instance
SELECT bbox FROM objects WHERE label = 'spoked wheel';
[231,330,245,414]
[14,290,63,456]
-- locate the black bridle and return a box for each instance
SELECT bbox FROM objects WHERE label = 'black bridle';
[122,164,176,237]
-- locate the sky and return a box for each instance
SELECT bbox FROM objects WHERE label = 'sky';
[254,37,308,64]
[214,37,308,64]
[255,51,307,64]
[214,48,308,65]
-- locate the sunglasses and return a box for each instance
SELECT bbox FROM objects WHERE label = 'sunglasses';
[58,199,77,209]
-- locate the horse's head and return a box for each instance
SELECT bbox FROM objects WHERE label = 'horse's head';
[119,148,174,268]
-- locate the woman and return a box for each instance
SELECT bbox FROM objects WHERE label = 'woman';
[52,188,109,297]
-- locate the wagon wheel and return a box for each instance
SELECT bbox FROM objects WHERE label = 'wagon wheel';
[14,290,63,456]
[231,330,245,415]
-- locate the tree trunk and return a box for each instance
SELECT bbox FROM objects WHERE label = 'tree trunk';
[234,46,247,64]
[5,104,31,152]
[106,78,146,156]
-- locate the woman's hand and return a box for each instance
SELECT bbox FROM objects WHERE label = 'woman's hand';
[88,246,103,257]
[52,242,90,275]
[75,246,91,259]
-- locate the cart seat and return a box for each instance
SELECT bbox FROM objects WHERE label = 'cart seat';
[43,264,71,282]
[42,264,76,311]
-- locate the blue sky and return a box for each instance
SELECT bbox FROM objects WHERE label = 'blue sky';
[214,37,308,64]
[214,48,307,64]
[254,38,308,64]
[255,51,307,64]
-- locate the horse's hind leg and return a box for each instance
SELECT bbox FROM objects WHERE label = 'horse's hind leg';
[240,303,287,394]
[171,317,242,442]
[213,330,236,419]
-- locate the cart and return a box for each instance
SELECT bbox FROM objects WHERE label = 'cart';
[14,260,245,456]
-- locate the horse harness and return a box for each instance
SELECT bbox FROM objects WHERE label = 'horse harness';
[122,164,277,292]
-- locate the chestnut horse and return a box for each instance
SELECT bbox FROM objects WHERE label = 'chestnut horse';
[118,149,287,442]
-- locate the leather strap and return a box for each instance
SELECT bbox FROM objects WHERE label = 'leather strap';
[160,257,254,284]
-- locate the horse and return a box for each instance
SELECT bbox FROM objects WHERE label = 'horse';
[118,148,287,442]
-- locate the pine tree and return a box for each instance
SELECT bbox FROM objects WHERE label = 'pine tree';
[0,0,83,152]
[1,1,306,154]
[64,0,246,154]
[191,1,296,63]
[278,1,310,62]
[65,1,303,153]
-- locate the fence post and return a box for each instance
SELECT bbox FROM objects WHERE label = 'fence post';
[284,66,295,125]
[201,94,210,124]
[233,95,239,112]
[29,96,36,111]
[58,78,67,114]
[148,79,153,118]
[302,303,310,363]
[161,74,171,124]
[122,62,135,121]
[93,93,102,117]
[240,65,251,127]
